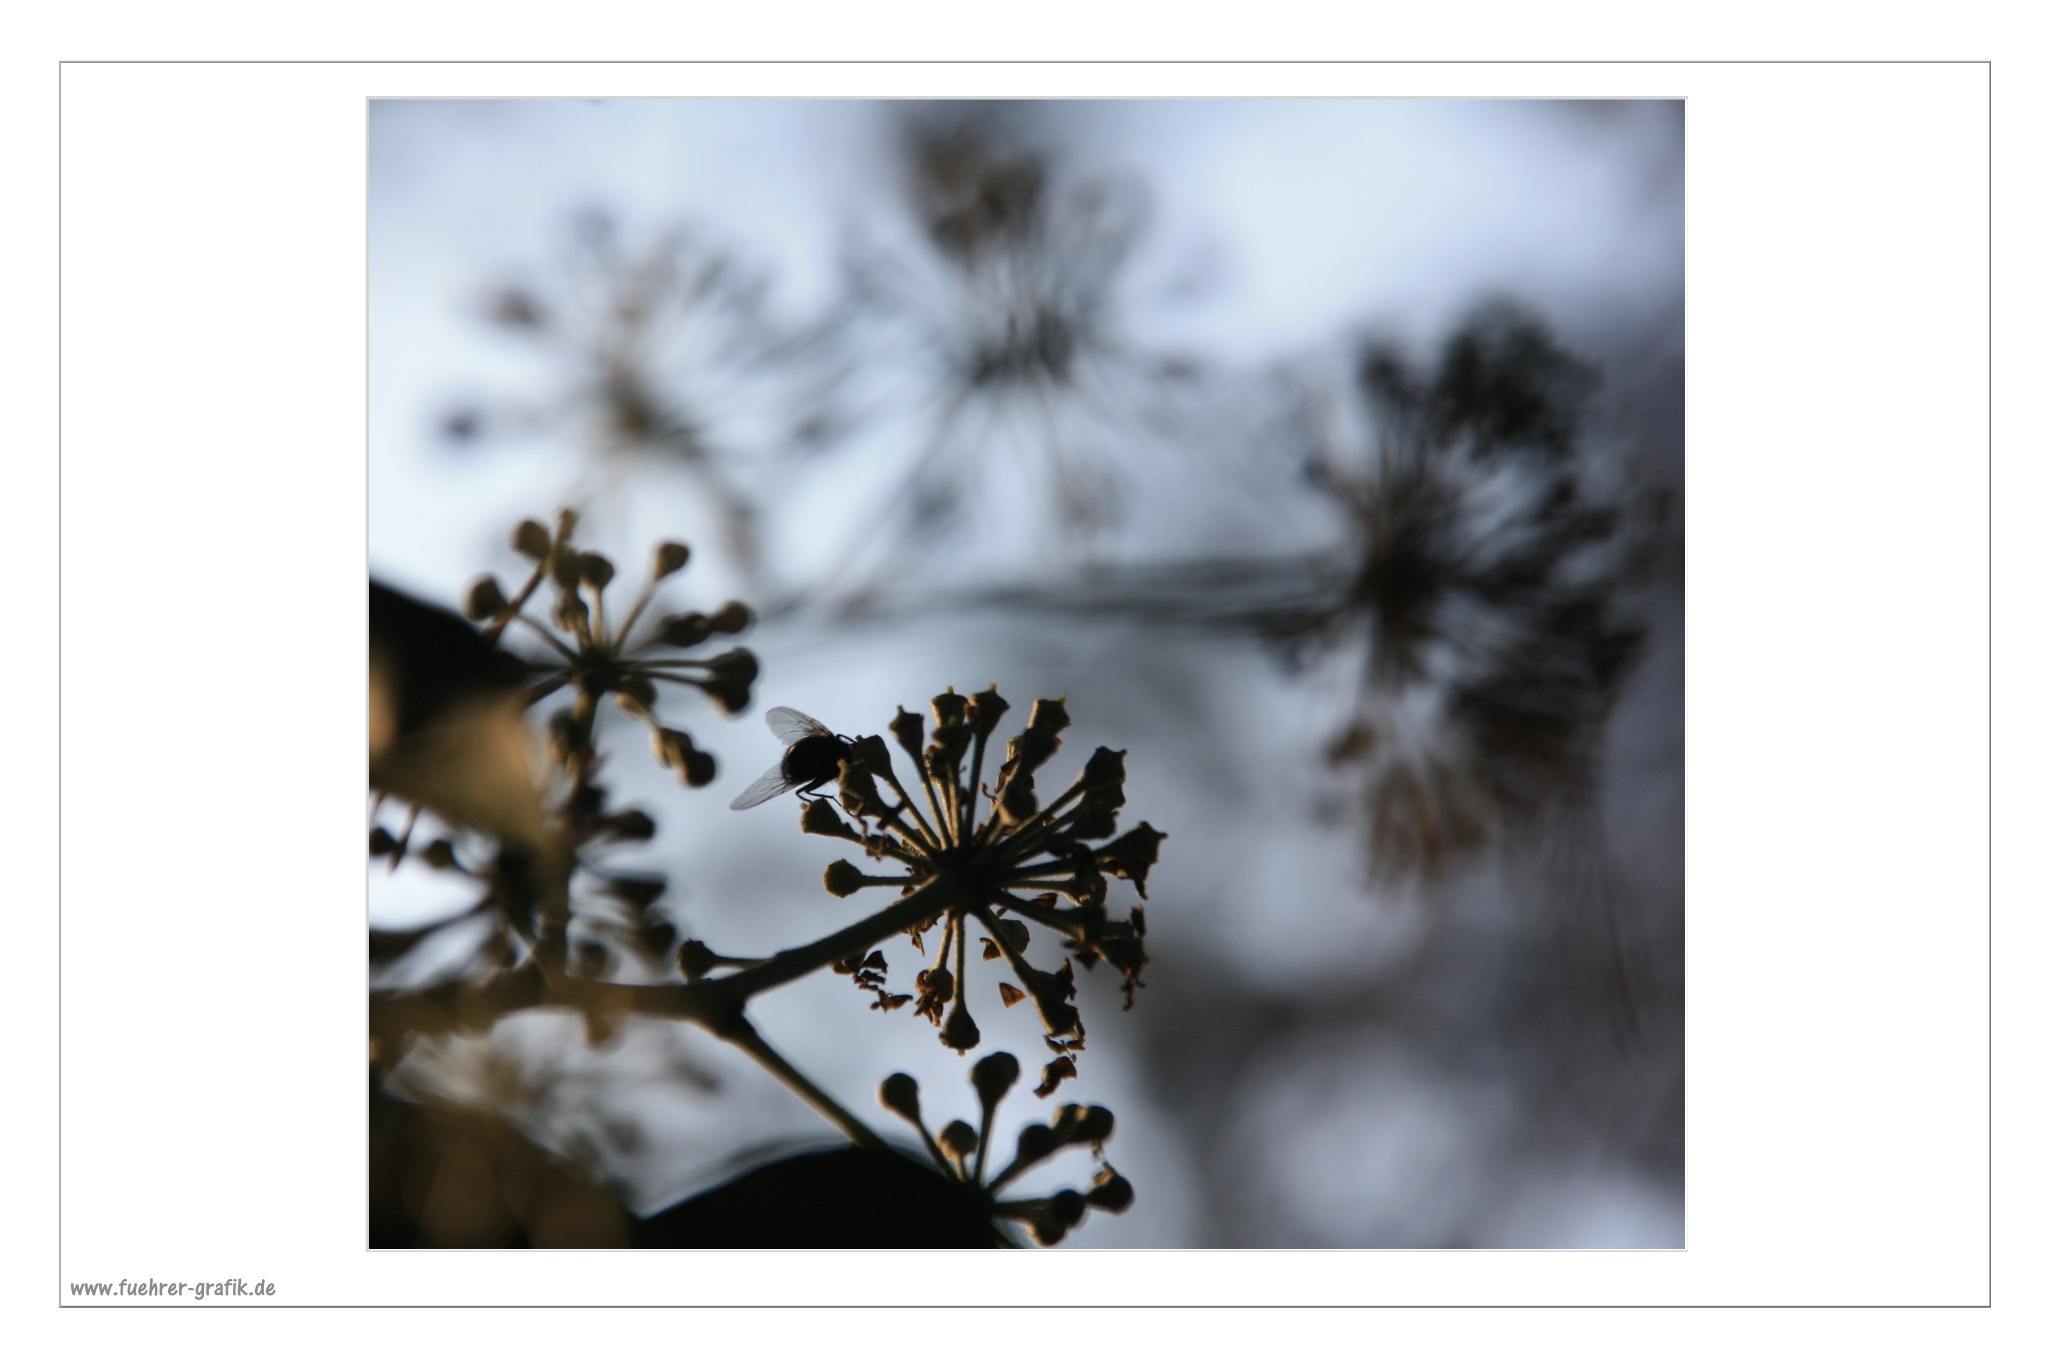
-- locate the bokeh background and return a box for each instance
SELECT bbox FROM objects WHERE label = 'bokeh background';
[368,98,1683,1248]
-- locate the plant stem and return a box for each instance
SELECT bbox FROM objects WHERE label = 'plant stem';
[720,1016,885,1151]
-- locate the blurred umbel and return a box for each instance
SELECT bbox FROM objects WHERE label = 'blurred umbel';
[369,580,547,850]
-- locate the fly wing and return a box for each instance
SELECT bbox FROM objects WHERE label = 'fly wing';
[765,706,832,744]
[729,759,802,811]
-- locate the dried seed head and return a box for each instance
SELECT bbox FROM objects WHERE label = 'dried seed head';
[929,688,969,730]
[918,966,956,1004]
[577,552,615,589]
[800,799,857,840]
[939,1119,978,1159]
[967,685,1010,738]
[889,706,925,760]
[1096,823,1167,898]
[940,1002,981,1053]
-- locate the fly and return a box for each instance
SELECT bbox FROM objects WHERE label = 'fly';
[729,707,857,810]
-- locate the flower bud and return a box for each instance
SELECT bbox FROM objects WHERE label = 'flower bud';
[658,612,712,648]
[707,648,758,686]
[609,809,656,842]
[1048,1188,1088,1228]
[708,600,752,634]
[652,727,693,768]
[1058,1104,1114,1148]
[676,939,717,982]
[607,875,666,910]
[463,575,508,621]
[549,549,583,590]
[1013,1123,1059,1167]
[971,1051,1021,1110]
[651,541,691,579]
[512,519,552,559]
[878,1073,921,1121]
[613,676,657,716]
[939,1119,978,1160]
[552,592,589,635]
[1087,1169,1135,1214]
[678,748,716,787]
[1027,1211,1070,1246]
[577,552,615,589]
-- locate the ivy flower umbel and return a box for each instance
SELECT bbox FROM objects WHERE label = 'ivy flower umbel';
[794,687,1163,1086]
[462,510,757,788]
[878,1053,1132,1247]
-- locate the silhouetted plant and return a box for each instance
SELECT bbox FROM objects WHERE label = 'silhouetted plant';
[441,210,826,580]
[803,108,1219,590]
[370,525,1161,1245]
